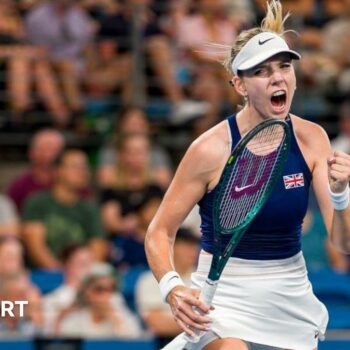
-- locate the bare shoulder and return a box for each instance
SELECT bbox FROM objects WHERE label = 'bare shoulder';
[290,114,331,154]
[185,121,231,171]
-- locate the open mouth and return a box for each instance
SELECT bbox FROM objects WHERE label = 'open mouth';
[271,90,287,109]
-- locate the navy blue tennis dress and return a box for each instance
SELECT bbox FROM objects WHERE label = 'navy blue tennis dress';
[199,114,310,260]
[162,115,329,350]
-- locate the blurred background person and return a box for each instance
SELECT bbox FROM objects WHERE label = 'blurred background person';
[0,270,43,337]
[83,37,131,107]
[56,263,141,338]
[100,133,163,239]
[7,129,65,213]
[331,99,350,154]
[302,204,349,273]
[43,243,94,334]
[111,185,163,270]
[21,148,107,269]
[135,227,199,349]
[0,236,25,279]
[0,0,71,128]
[0,194,20,236]
[25,0,96,126]
[170,0,240,134]
[96,0,209,124]
[97,106,173,189]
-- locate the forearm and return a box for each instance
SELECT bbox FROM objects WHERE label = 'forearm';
[30,247,61,269]
[22,224,62,269]
[145,225,176,282]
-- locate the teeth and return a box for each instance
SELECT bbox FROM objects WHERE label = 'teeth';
[272,91,286,97]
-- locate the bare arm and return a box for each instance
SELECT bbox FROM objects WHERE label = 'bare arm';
[21,222,62,269]
[145,134,226,280]
[88,238,109,261]
[101,201,138,236]
[145,125,229,335]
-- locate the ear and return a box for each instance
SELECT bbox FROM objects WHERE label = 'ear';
[231,75,247,98]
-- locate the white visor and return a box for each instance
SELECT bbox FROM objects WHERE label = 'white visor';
[231,32,301,75]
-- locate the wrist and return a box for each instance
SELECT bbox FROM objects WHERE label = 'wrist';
[328,184,350,211]
[159,271,185,303]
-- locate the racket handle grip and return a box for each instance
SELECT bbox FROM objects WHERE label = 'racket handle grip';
[184,278,218,344]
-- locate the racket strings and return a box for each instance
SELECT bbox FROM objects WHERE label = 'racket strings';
[246,124,284,153]
[222,150,281,229]
[218,124,287,230]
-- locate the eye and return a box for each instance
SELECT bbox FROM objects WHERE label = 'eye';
[281,62,292,69]
[253,68,265,76]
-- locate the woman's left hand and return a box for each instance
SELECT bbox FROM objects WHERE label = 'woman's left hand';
[327,150,350,192]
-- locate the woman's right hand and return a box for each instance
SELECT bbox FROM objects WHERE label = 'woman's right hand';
[166,285,213,337]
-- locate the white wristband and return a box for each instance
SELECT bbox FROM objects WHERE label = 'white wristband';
[159,271,184,303]
[328,184,350,211]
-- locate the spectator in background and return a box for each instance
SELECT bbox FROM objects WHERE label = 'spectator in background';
[172,0,240,133]
[0,0,71,127]
[43,243,93,334]
[331,100,350,153]
[135,228,199,349]
[83,37,131,105]
[97,0,208,124]
[7,129,65,213]
[98,106,173,189]
[321,0,350,100]
[302,206,349,273]
[100,133,163,238]
[221,0,254,28]
[0,195,19,236]
[112,184,163,270]
[25,0,95,122]
[56,263,141,338]
[0,236,24,278]
[22,148,107,269]
[0,270,43,337]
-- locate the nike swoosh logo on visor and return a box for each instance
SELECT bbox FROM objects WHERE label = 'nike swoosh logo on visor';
[235,184,254,192]
[258,37,274,45]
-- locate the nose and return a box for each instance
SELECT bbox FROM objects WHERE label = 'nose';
[270,69,284,85]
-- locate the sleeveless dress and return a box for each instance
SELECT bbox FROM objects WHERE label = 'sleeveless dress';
[162,116,329,350]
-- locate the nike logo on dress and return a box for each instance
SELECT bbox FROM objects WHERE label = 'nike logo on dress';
[235,184,254,192]
[258,37,274,45]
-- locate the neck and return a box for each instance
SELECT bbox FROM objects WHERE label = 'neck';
[90,307,106,323]
[237,107,264,134]
[52,184,79,205]
[117,168,148,189]
[32,165,53,185]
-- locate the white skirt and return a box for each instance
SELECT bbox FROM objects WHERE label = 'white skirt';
[162,251,328,350]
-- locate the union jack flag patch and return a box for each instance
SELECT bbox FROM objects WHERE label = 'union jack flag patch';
[283,173,305,189]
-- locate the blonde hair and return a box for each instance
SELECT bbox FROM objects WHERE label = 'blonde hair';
[223,0,291,73]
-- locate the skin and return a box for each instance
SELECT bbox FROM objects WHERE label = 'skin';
[145,53,350,350]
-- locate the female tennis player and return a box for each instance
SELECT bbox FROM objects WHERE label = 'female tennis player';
[145,1,350,349]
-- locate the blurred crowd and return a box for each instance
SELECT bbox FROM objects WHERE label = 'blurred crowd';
[0,0,348,133]
[0,0,349,346]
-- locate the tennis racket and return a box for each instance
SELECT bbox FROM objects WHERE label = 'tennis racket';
[184,118,291,347]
